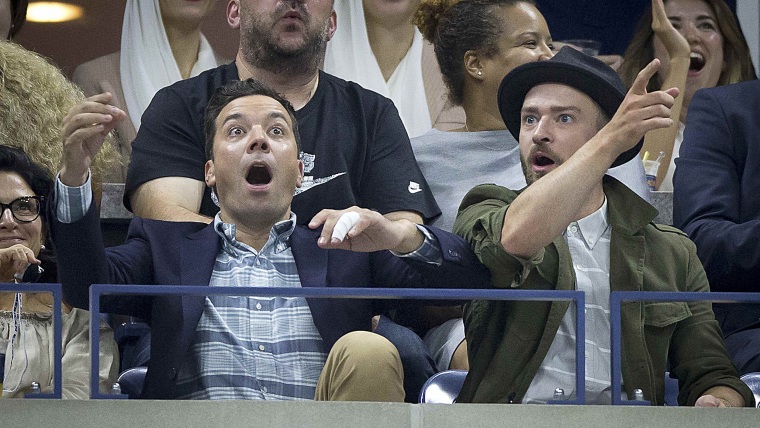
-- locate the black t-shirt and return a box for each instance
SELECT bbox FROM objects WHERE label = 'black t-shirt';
[125,62,440,224]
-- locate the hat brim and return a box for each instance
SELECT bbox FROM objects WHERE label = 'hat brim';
[498,61,642,168]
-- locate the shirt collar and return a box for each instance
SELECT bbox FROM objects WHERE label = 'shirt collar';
[213,212,297,257]
[569,197,609,250]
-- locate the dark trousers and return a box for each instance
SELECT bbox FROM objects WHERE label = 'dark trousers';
[724,328,760,374]
[374,315,438,403]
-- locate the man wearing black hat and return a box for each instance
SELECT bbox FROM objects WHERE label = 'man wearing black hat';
[452,47,752,407]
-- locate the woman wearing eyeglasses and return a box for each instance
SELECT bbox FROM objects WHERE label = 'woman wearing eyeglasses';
[0,145,119,399]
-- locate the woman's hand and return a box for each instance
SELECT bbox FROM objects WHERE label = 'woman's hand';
[0,243,40,281]
[652,0,690,60]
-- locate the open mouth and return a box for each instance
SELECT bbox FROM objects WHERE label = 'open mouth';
[689,52,705,72]
[533,153,556,167]
[246,164,272,186]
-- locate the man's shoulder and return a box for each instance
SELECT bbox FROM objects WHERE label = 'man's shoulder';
[693,80,760,105]
[638,222,696,255]
[318,70,396,108]
[459,184,520,210]
[158,62,238,100]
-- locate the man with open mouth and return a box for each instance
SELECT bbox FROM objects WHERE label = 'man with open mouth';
[452,47,753,407]
[51,79,489,400]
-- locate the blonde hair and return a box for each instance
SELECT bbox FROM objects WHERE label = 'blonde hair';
[0,42,120,186]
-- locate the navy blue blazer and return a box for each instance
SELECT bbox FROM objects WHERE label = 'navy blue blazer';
[673,80,760,335]
[51,204,489,399]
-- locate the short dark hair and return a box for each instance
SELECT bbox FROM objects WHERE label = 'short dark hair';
[204,79,301,161]
[8,0,28,39]
[0,144,53,220]
[414,0,536,106]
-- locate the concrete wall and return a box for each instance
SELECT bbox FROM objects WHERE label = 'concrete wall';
[3,401,759,428]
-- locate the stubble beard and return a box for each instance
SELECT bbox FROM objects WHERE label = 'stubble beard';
[240,12,329,79]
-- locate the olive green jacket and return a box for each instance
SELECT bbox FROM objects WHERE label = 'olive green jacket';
[453,177,753,406]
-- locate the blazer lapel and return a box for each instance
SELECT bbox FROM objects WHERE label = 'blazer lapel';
[291,226,328,288]
[178,224,220,332]
[181,224,220,286]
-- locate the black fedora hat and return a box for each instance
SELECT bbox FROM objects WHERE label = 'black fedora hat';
[497,46,641,168]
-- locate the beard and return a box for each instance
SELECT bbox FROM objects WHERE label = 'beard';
[240,3,329,78]
[520,145,561,186]
[520,154,539,186]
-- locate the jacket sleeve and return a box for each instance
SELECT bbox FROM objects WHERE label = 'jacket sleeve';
[452,184,557,289]
[370,225,490,291]
[667,237,755,406]
[51,200,154,319]
[673,87,760,292]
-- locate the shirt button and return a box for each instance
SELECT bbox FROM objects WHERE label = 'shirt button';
[262,386,268,393]
[570,225,578,233]
[258,345,265,351]
[256,303,262,310]
[255,259,261,266]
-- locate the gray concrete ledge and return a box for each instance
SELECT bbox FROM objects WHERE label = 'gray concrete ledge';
[2,400,756,428]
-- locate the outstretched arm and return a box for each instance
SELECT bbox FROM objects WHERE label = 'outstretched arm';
[309,206,424,254]
[640,0,690,188]
[501,60,678,259]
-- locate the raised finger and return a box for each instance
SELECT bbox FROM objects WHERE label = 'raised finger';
[62,112,114,138]
[630,59,661,95]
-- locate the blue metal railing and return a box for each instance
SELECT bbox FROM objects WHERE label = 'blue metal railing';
[0,282,63,399]
[610,291,760,405]
[88,284,586,402]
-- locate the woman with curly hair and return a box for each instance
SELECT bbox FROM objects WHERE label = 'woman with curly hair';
[0,41,120,192]
[619,0,756,190]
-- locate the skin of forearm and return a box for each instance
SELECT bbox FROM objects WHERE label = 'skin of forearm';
[641,56,689,187]
[501,135,617,258]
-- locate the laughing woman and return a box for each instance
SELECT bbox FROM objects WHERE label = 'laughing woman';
[619,0,756,190]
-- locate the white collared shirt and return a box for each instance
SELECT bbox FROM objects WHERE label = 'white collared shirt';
[523,198,614,404]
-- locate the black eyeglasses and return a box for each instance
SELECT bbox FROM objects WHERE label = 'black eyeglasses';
[0,196,43,223]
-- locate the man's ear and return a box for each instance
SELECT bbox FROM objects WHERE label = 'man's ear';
[227,0,241,29]
[205,160,216,188]
[325,9,337,41]
[295,159,304,188]
[464,50,485,81]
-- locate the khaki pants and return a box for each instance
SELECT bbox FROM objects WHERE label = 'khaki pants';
[314,331,405,402]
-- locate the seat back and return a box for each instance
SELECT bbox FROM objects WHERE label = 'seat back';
[419,370,468,404]
[664,371,679,406]
[117,366,148,399]
[740,372,760,408]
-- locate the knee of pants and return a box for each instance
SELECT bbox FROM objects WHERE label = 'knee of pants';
[318,331,405,402]
[332,331,402,368]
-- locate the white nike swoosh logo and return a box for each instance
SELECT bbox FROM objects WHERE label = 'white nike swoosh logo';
[294,172,347,195]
